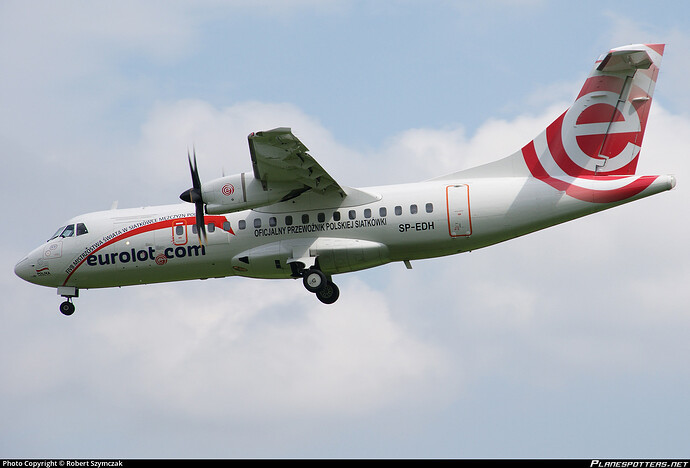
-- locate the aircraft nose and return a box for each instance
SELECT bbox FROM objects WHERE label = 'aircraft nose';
[14,256,33,281]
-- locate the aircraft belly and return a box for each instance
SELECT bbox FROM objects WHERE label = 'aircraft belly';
[312,238,390,274]
[229,237,391,278]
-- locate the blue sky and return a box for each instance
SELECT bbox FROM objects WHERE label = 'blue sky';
[2,0,689,458]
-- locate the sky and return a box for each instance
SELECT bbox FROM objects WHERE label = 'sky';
[1,0,689,459]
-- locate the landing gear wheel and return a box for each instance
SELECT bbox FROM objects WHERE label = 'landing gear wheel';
[316,281,340,305]
[303,268,327,293]
[59,300,75,316]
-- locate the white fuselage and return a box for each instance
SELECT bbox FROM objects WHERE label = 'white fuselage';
[15,174,675,291]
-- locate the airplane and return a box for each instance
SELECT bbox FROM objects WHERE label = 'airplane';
[15,43,676,316]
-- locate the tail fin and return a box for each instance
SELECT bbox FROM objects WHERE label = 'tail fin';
[527,43,664,178]
[442,44,665,181]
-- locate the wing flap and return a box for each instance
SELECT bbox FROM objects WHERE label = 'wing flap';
[248,128,345,196]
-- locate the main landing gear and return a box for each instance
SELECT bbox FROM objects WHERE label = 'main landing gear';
[301,267,340,304]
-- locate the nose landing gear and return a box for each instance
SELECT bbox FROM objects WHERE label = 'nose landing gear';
[57,286,78,316]
[59,299,75,316]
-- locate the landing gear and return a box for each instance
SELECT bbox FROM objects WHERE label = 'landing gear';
[59,300,75,316]
[303,268,327,293]
[301,267,340,304]
[316,280,339,305]
[57,286,78,316]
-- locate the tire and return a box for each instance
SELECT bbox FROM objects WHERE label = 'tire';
[316,281,340,305]
[59,301,75,316]
[303,268,327,293]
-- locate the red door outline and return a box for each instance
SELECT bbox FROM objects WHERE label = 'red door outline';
[172,220,188,245]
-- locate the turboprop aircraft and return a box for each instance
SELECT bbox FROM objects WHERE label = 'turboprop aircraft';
[15,43,676,315]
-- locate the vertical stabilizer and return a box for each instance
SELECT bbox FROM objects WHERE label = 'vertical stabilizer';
[439,44,666,202]
[527,43,664,178]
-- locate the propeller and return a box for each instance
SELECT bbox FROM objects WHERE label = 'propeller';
[179,148,207,244]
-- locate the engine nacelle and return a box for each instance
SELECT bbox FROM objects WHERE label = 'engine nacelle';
[203,173,295,214]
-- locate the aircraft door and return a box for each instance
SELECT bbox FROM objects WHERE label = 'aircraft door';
[172,220,188,245]
[446,185,472,237]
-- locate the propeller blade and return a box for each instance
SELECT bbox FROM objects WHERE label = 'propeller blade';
[189,148,201,191]
[180,148,207,244]
[196,200,207,244]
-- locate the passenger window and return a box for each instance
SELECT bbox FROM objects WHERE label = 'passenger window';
[395,206,402,216]
[317,212,325,223]
[223,222,232,231]
[410,204,418,215]
[426,203,434,213]
[238,220,246,230]
[302,214,309,224]
[192,225,198,234]
[364,208,371,218]
[349,210,356,220]
[379,207,387,217]
[254,218,262,228]
[175,225,184,236]
[269,217,277,227]
[207,223,215,233]
[76,223,88,236]
[333,211,341,221]
[285,215,293,226]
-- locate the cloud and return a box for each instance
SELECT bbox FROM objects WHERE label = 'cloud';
[135,100,364,186]
[603,12,690,115]
[373,103,567,182]
[1,275,454,440]
[132,97,570,197]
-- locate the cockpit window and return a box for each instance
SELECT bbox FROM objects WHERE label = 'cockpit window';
[61,224,75,237]
[48,226,67,241]
[48,224,78,241]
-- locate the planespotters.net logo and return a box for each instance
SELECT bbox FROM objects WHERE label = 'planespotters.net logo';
[591,461,688,468]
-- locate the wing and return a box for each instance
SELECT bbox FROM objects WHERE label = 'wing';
[248,128,345,197]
